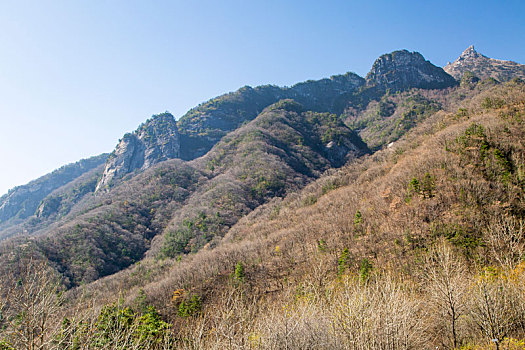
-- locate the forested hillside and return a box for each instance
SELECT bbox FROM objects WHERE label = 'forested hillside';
[0,47,524,349]
[52,78,522,350]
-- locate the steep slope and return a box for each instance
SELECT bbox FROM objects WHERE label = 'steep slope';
[444,45,525,82]
[35,165,104,220]
[96,113,180,192]
[35,160,204,285]
[158,99,368,257]
[348,91,442,150]
[0,154,108,227]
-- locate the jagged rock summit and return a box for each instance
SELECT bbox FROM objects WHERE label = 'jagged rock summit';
[444,45,525,82]
[95,113,180,192]
[366,50,457,91]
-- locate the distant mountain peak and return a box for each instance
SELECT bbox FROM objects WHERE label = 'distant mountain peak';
[463,45,476,55]
[457,45,485,61]
[365,50,456,91]
[444,46,525,81]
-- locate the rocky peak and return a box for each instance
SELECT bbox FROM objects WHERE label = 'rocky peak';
[444,46,525,81]
[95,113,180,192]
[459,45,482,59]
[366,50,457,91]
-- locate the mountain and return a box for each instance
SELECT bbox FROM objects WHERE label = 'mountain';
[177,50,455,160]
[0,99,368,286]
[444,45,525,82]
[366,50,457,91]
[97,50,451,190]
[1,46,525,349]
[0,154,107,226]
[0,49,459,244]
[26,77,524,350]
[338,50,456,151]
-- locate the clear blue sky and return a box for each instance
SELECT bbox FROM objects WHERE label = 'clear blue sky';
[1,0,524,195]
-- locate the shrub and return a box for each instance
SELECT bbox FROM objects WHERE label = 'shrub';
[354,210,363,225]
[409,177,421,195]
[234,261,245,282]
[421,172,435,198]
[481,96,505,109]
[338,248,350,276]
[359,258,373,282]
[178,295,202,317]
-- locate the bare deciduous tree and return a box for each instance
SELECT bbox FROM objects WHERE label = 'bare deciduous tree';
[468,270,523,350]
[0,258,63,350]
[422,240,467,349]
[485,215,524,269]
[331,274,427,350]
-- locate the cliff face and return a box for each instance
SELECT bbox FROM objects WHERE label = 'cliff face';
[444,45,525,82]
[95,113,180,192]
[366,50,457,91]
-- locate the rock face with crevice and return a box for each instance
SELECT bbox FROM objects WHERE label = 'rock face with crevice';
[444,45,525,82]
[95,113,180,192]
[366,50,457,91]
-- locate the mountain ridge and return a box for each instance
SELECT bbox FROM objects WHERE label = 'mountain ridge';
[0,47,504,237]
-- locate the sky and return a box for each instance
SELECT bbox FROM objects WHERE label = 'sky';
[0,0,524,196]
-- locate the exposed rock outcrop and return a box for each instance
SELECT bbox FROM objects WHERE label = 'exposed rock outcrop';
[444,45,525,82]
[95,113,180,192]
[366,50,457,91]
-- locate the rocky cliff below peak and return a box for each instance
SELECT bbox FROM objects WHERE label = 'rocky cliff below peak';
[366,50,457,91]
[95,113,180,192]
[444,45,525,82]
